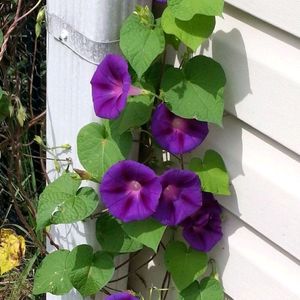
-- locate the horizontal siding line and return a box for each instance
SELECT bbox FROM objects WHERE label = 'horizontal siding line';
[189,115,300,258]
[221,207,300,265]
[206,7,300,154]
[223,3,300,49]
[225,1,300,38]
[223,111,300,160]
[212,210,300,300]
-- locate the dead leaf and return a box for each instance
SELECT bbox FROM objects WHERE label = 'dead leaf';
[0,228,26,275]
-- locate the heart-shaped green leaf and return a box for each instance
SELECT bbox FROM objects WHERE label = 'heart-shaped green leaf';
[161,7,215,51]
[189,150,230,195]
[33,250,72,295]
[50,187,99,224]
[36,173,98,230]
[109,94,154,135]
[164,241,208,290]
[120,13,165,78]
[162,55,226,125]
[96,213,143,253]
[77,123,129,181]
[67,245,114,297]
[168,0,224,21]
[122,218,166,252]
[180,277,224,300]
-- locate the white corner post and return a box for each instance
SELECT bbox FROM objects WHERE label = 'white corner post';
[46,1,152,299]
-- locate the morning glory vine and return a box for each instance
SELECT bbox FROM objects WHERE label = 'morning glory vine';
[33,1,230,299]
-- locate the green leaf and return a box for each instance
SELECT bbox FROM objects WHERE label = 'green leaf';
[161,7,215,51]
[103,120,133,158]
[180,277,224,300]
[162,55,226,125]
[35,23,41,38]
[16,104,26,127]
[188,150,230,195]
[36,173,98,230]
[50,187,99,224]
[164,241,208,290]
[0,94,11,122]
[143,61,164,91]
[77,122,127,181]
[122,218,166,252]
[109,94,154,135]
[0,29,3,47]
[180,281,201,300]
[67,245,114,297]
[199,277,224,300]
[96,213,143,253]
[33,250,72,295]
[120,13,165,78]
[168,0,224,20]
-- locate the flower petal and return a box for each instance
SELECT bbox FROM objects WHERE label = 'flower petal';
[105,291,139,300]
[153,169,202,226]
[91,54,131,119]
[151,104,209,154]
[100,160,162,222]
[182,192,223,252]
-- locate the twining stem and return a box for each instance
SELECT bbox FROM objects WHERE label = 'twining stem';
[0,0,42,61]
[87,208,108,220]
[209,258,217,276]
[100,288,111,296]
[45,231,60,250]
[163,273,171,300]
[115,250,141,270]
[179,46,193,69]
[109,250,158,284]
[160,271,170,300]
[145,90,165,102]
[105,286,123,293]
[29,37,38,118]
[28,110,46,128]
[179,154,184,170]
[140,129,154,139]
[22,153,71,162]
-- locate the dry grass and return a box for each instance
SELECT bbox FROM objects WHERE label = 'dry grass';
[1,0,46,298]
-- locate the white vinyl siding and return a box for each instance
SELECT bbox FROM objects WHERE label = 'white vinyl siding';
[226,0,300,38]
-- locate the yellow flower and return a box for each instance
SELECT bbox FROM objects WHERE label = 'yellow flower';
[0,228,26,275]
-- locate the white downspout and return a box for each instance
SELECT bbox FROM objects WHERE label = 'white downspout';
[46,1,152,299]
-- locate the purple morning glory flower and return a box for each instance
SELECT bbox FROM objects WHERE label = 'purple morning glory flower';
[151,104,209,154]
[100,160,162,222]
[156,0,167,2]
[181,192,223,252]
[153,169,202,226]
[104,291,139,300]
[91,54,142,119]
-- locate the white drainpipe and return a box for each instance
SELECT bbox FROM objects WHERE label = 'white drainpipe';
[46,1,152,299]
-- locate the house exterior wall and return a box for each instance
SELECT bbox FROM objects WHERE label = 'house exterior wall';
[202,4,300,299]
